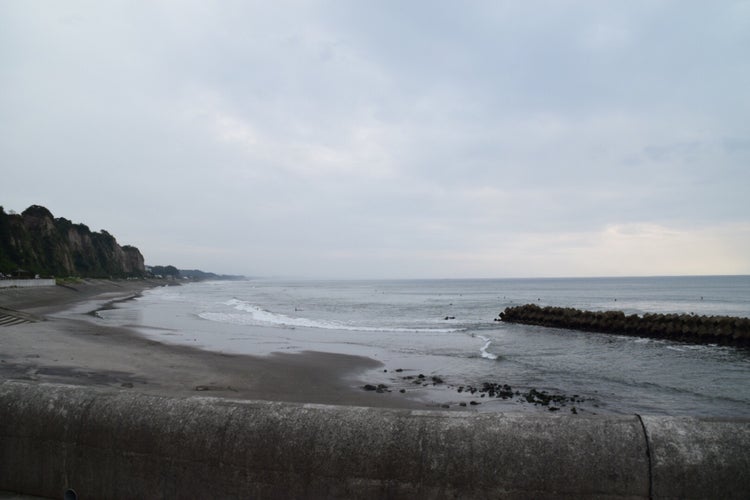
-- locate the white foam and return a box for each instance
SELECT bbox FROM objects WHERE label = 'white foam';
[478,335,498,360]
[198,299,462,334]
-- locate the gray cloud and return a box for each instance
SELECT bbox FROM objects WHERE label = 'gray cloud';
[1,1,748,278]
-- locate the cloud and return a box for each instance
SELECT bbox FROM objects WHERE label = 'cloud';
[486,223,750,278]
[1,1,748,278]
[346,222,750,280]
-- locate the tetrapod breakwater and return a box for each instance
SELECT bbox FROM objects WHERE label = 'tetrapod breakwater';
[498,303,750,347]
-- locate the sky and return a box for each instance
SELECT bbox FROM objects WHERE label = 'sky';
[2,1,749,279]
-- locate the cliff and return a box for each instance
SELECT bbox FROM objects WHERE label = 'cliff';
[0,205,145,278]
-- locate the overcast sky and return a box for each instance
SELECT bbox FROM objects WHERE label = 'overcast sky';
[2,1,749,279]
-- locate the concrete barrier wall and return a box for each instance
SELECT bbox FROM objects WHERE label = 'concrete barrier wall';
[0,381,748,499]
[0,279,56,289]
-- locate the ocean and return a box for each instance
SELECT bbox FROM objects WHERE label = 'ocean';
[96,275,750,416]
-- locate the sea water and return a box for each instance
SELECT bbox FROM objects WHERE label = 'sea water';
[96,276,750,416]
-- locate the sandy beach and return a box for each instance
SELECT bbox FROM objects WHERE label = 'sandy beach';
[0,280,421,409]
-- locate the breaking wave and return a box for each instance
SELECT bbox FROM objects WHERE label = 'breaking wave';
[477,335,498,360]
[199,298,462,334]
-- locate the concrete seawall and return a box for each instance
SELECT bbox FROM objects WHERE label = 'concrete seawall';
[0,280,56,289]
[1,381,748,499]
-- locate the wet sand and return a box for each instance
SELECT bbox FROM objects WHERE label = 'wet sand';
[0,280,422,409]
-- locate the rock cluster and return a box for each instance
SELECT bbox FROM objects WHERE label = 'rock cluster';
[363,384,390,393]
[457,382,587,411]
[498,304,750,347]
[457,382,514,399]
[363,371,590,413]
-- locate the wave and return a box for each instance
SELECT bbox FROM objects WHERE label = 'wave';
[477,335,498,360]
[198,299,463,334]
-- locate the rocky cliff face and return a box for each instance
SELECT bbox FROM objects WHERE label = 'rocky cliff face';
[0,205,145,278]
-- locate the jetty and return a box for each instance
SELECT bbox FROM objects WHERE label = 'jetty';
[498,304,750,347]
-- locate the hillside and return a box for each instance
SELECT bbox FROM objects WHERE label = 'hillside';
[0,205,145,278]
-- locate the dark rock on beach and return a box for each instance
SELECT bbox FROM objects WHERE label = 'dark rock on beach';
[363,383,390,393]
[457,381,589,410]
[390,368,591,412]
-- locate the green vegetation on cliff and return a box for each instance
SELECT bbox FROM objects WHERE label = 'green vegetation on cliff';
[0,205,145,278]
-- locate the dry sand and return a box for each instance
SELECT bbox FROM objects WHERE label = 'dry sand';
[0,280,422,409]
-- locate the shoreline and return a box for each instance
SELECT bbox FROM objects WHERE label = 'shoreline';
[0,280,424,409]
